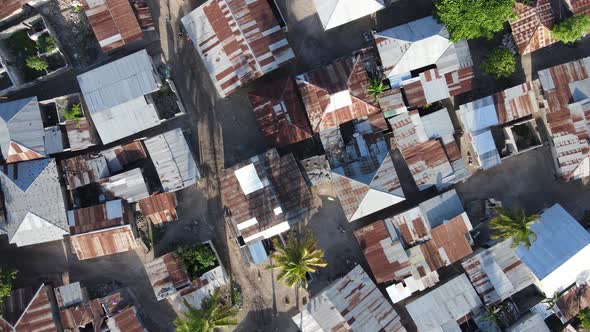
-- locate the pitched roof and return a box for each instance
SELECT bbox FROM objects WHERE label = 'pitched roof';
[65,118,99,151]
[101,141,147,173]
[510,0,555,55]
[0,0,26,21]
[59,298,105,331]
[2,285,60,332]
[105,306,145,332]
[493,80,542,124]
[0,159,69,247]
[566,0,590,15]
[296,51,381,133]
[294,265,406,332]
[0,97,45,163]
[180,0,295,98]
[98,168,150,203]
[248,77,313,147]
[143,128,200,192]
[144,252,191,301]
[61,154,110,190]
[67,200,129,234]
[70,225,137,260]
[77,50,162,144]
[81,0,144,52]
[138,193,178,225]
[220,149,311,243]
[314,0,385,30]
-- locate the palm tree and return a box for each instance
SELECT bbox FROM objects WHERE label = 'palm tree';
[368,78,386,103]
[174,289,238,332]
[489,207,540,249]
[266,230,327,289]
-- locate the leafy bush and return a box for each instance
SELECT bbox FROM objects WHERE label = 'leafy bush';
[25,56,48,71]
[481,48,516,79]
[435,0,516,41]
[64,103,83,121]
[176,244,217,279]
[579,308,590,330]
[368,78,386,103]
[231,283,243,308]
[36,35,57,53]
[0,268,17,304]
[553,14,590,44]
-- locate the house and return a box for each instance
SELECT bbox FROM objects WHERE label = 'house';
[554,280,590,323]
[98,168,150,203]
[105,306,146,332]
[389,108,468,190]
[374,16,474,107]
[538,57,590,180]
[514,204,590,296]
[313,0,385,30]
[321,117,405,222]
[138,193,178,225]
[101,141,147,173]
[66,199,132,234]
[506,312,551,332]
[143,128,200,192]
[510,0,555,55]
[355,190,473,302]
[564,0,590,16]
[70,224,137,260]
[0,97,45,163]
[296,50,381,134]
[181,0,294,98]
[169,265,228,311]
[220,148,311,263]
[54,282,87,309]
[77,49,183,144]
[293,265,406,332]
[0,158,68,247]
[81,0,149,52]
[406,274,485,331]
[144,252,191,301]
[462,239,537,306]
[0,0,30,22]
[0,284,61,331]
[247,77,313,147]
[61,154,110,190]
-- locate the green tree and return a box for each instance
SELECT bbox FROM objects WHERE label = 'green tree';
[579,308,590,330]
[553,14,590,44]
[36,35,57,53]
[64,103,83,121]
[434,0,516,41]
[266,230,327,289]
[489,206,540,249]
[176,244,218,279]
[25,56,48,71]
[0,268,17,304]
[174,290,238,332]
[368,78,386,103]
[481,48,516,79]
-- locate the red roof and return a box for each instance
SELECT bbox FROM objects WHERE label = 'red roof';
[138,193,178,225]
[248,77,313,147]
[510,0,555,54]
[14,285,58,332]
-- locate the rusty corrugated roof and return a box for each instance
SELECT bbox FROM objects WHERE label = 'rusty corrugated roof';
[144,252,191,301]
[493,80,541,124]
[14,285,58,332]
[67,200,130,234]
[556,282,590,322]
[82,0,144,52]
[0,0,26,21]
[106,306,144,332]
[567,0,590,15]
[510,0,555,54]
[59,298,105,331]
[61,154,110,190]
[65,118,99,151]
[137,193,178,225]
[70,225,136,260]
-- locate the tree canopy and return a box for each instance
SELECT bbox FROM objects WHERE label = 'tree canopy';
[481,48,516,79]
[553,14,590,44]
[434,0,516,41]
[0,268,17,304]
[489,206,539,249]
[174,290,237,332]
[176,244,218,279]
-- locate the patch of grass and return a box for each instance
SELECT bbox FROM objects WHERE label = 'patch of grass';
[176,244,218,279]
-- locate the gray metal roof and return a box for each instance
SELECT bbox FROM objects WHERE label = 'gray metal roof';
[418,189,464,228]
[458,96,499,133]
[144,128,200,192]
[0,97,45,159]
[99,168,149,203]
[77,49,162,144]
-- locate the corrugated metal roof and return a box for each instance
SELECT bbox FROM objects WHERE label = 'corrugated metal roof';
[65,118,98,151]
[14,285,59,332]
[43,126,64,155]
[314,0,385,30]
[77,50,161,144]
[462,239,536,306]
[406,274,483,331]
[81,0,144,52]
[174,265,228,310]
[101,141,147,173]
[61,154,110,190]
[515,204,590,295]
[105,306,145,332]
[144,128,200,192]
[506,313,550,332]
[248,77,313,147]
[99,168,149,203]
[181,0,294,98]
[54,282,85,309]
[1,287,34,326]
[509,0,555,55]
[472,130,502,170]
[59,298,104,331]
[493,80,542,124]
[67,200,129,234]
[0,97,45,163]
[70,225,137,260]
[0,0,26,21]
[458,96,500,132]
[379,88,407,118]
[566,0,590,15]
[418,189,464,228]
[556,281,590,322]
[402,139,456,191]
[137,193,178,225]
[144,252,191,301]
[294,265,406,332]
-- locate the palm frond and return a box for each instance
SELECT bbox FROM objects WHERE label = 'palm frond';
[490,206,539,249]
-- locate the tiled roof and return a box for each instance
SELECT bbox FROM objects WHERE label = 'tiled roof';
[138,193,178,225]
[248,77,313,147]
[81,0,144,52]
[510,0,555,54]
[181,0,294,98]
[0,97,45,163]
[144,252,191,301]
[70,225,137,260]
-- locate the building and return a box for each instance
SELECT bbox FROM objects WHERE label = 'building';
[143,128,200,192]
[138,193,178,225]
[0,158,68,247]
[144,252,191,301]
[247,77,313,147]
[389,108,468,190]
[538,57,590,180]
[220,149,311,262]
[101,141,147,173]
[105,306,146,332]
[564,0,590,16]
[98,168,150,203]
[296,50,381,133]
[77,50,182,144]
[70,224,137,260]
[181,0,294,98]
[313,0,385,30]
[374,16,474,107]
[0,284,60,331]
[293,265,406,332]
[514,204,590,296]
[506,312,551,332]
[462,239,537,306]
[406,274,485,331]
[0,0,30,22]
[510,0,555,54]
[0,97,45,163]
[67,199,132,234]
[81,0,147,52]
[555,280,590,323]
[61,154,110,190]
[321,118,405,222]
[355,190,474,302]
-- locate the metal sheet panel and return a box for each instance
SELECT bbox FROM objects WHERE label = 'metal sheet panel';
[70,225,136,260]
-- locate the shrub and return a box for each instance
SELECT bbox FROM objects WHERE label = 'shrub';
[481,48,516,79]
[36,35,57,53]
[176,244,217,279]
[0,268,17,305]
[579,308,590,330]
[553,14,590,44]
[25,56,48,71]
[64,103,83,121]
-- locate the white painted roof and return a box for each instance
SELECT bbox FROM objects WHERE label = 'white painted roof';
[315,0,385,30]
[234,163,264,195]
[350,188,406,221]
